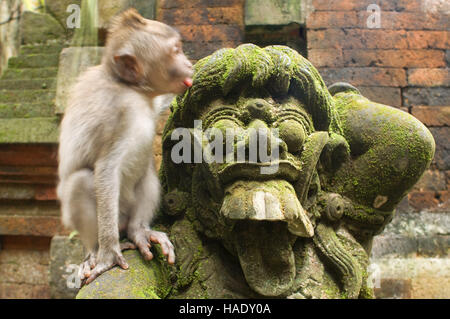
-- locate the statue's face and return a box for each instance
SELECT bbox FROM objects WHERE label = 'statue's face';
[190,94,324,296]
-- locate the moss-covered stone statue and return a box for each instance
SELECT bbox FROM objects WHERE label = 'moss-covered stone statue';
[77,44,435,299]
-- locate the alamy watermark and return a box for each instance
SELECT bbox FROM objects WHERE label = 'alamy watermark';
[367,4,381,29]
[170,120,281,175]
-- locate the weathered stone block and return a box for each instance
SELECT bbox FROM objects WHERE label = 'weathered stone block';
[403,88,450,106]
[318,67,407,88]
[0,117,59,143]
[408,68,450,87]
[20,11,65,44]
[429,127,450,170]
[245,0,310,26]
[55,47,103,114]
[49,236,85,299]
[45,0,82,30]
[411,106,450,127]
[343,49,445,68]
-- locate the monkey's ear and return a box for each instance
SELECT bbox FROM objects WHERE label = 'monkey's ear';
[114,54,142,84]
[120,8,146,28]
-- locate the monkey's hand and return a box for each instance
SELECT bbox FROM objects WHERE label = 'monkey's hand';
[84,247,130,285]
[129,228,175,265]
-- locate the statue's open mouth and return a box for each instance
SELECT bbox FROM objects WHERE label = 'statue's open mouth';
[217,160,302,185]
[220,179,314,296]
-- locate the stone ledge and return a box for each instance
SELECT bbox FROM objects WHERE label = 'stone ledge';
[371,257,450,299]
[0,117,59,143]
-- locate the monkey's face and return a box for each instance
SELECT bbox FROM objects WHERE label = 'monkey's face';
[146,37,193,95]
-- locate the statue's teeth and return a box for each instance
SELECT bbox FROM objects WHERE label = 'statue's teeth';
[221,179,314,237]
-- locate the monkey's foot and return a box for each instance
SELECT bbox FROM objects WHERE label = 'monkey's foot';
[120,241,136,251]
[78,252,97,285]
[128,228,175,265]
[84,248,129,285]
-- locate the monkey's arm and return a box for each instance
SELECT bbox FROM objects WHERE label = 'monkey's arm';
[127,161,175,264]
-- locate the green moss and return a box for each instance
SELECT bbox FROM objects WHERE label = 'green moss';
[0,117,60,143]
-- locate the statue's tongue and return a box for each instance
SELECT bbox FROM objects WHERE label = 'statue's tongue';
[221,180,314,296]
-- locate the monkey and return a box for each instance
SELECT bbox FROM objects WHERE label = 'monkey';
[57,8,193,285]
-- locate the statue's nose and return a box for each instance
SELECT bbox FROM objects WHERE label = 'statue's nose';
[245,99,274,123]
[238,119,287,162]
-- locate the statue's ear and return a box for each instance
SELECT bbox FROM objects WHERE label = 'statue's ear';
[113,54,142,84]
[328,82,361,96]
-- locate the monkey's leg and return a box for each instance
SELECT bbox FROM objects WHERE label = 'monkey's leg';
[61,169,99,280]
[127,167,175,264]
[84,159,129,285]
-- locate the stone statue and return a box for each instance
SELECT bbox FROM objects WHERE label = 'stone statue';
[77,44,435,299]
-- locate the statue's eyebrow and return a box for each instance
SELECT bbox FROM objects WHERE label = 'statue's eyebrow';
[202,105,241,127]
[276,105,315,134]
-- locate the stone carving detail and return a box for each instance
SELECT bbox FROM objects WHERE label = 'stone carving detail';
[78,44,435,299]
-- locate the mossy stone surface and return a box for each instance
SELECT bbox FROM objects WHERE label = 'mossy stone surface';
[77,250,171,299]
[0,117,59,143]
[20,11,65,45]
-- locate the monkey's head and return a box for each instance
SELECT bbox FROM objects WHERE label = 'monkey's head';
[104,9,193,96]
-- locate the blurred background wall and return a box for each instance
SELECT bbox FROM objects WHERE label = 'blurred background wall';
[0,0,448,298]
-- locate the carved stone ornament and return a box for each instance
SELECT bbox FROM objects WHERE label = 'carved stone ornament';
[78,44,435,299]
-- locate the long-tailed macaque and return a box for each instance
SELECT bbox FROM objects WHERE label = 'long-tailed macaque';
[57,9,193,285]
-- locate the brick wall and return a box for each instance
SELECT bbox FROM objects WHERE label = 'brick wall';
[307,0,450,213]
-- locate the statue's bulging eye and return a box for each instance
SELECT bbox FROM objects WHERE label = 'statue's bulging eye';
[277,119,306,154]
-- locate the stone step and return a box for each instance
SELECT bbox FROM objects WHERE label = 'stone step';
[0,89,55,104]
[8,53,60,69]
[0,117,59,143]
[0,102,54,118]
[20,44,66,55]
[0,78,56,90]
[2,67,58,80]
[371,257,450,299]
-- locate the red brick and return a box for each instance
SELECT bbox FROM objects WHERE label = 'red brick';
[0,145,57,167]
[176,25,243,43]
[407,191,441,212]
[358,86,402,107]
[341,29,408,49]
[311,0,422,12]
[429,127,450,171]
[411,106,450,127]
[446,170,450,189]
[158,7,243,25]
[307,29,345,49]
[0,283,50,299]
[159,0,244,9]
[308,49,344,67]
[343,49,445,68]
[318,67,407,87]
[307,11,358,29]
[183,40,237,61]
[406,31,450,49]
[0,216,65,237]
[357,11,450,30]
[1,236,51,251]
[408,68,450,87]
[413,169,447,191]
